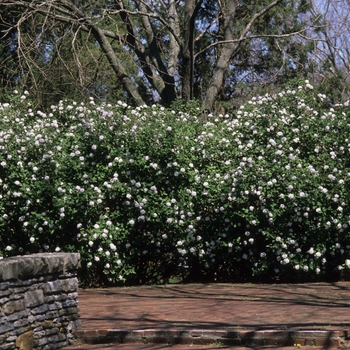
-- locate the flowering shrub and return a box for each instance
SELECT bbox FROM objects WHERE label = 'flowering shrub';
[1,81,350,285]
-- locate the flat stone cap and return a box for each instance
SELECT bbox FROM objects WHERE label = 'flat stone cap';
[0,252,80,281]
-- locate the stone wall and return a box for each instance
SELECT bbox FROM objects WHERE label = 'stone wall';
[0,253,81,350]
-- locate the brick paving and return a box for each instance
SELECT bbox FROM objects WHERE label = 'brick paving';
[64,282,350,349]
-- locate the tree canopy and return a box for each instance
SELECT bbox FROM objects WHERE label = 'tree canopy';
[0,0,346,110]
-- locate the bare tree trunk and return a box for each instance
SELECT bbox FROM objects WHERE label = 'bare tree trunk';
[119,0,177,105]
[202,0,238,112]
[89,24,146,106]
[182,0,203,101]
[202,0,282,112]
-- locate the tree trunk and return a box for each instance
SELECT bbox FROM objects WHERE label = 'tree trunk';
[202,0,238,112]
[182,0,203,101]
[89,24,146,106]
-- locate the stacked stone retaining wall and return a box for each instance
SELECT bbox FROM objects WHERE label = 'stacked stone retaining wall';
[0,253,81,350]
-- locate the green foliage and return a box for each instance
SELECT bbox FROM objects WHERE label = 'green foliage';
[1,82,350,286]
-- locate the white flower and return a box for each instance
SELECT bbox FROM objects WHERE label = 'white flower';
[128,219,135,225]
[110,243,117,251]
[269,139,277,146]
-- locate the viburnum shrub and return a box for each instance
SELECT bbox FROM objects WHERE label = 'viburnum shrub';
[1,81,350,286]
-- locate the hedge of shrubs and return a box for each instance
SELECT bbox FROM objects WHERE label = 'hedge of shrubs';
[1,80,350,286]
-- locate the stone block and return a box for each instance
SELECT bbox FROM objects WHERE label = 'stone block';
[46,294,68,303]
[0,282,9,291]
[24,290,44,308]
[33,330,46,339]
[15,330,34,350]
[0,297,9,306]
[31,304,48,315]
[67,292,78,300]
[48,302,63,311]
[45,281,62,294]
[6,336,17,342]
[62,300,77,308]
[0,322,14,335]
[42,320,53,329]
[0,253,80,281]
[0,342,16,350]
[45,327,60,336]
[37,337,48,346]
[45,311,58,320]
[58,306,79,317]
[0,289,10,298]
[12,287,28,295]
[8,310,29,322]
[67,319,81,331]
[2,299,24,315]
[61,278,78,293]
[9,294,24,301]
[0,253,80,350]
[14,318,29,329]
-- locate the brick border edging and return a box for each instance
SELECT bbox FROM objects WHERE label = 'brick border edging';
[74,329,348,347]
